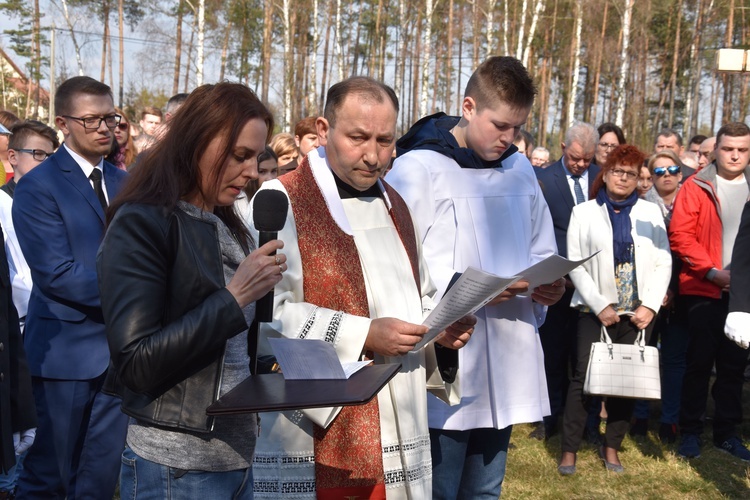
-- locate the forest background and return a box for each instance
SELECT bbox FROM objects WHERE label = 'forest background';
[1,0,749,156]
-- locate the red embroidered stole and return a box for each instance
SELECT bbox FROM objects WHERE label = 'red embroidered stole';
[279,158,420,499]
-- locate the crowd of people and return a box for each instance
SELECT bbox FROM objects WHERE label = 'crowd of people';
[0,53,748,500]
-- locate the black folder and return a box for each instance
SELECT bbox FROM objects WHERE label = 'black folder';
[206,363,401,416]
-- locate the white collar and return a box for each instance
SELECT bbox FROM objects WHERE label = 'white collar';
[64,143,104,178]
[307,147,392,236]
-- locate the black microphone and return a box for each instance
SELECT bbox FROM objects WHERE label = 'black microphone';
[253,189,289,323]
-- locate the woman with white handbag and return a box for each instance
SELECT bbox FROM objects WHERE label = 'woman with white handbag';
[557,144,672,475]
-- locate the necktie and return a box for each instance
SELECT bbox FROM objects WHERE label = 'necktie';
[572,175,585,205]
[89,168,108,211]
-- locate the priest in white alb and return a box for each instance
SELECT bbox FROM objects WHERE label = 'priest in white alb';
[247,76,475,499]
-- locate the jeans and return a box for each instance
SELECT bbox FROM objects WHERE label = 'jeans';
[430,426,512,500]
[632,308,689,424]
[0,452,25,492]
[120,446,253,500]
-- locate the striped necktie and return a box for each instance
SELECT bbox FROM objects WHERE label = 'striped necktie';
[572,175,585,205]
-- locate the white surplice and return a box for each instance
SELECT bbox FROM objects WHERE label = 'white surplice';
[388,149,556,430]
[248,148,451,499]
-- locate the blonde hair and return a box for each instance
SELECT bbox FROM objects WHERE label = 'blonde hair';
[269,133,298,159]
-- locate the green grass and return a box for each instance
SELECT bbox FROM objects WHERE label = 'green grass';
[504,390,750,500]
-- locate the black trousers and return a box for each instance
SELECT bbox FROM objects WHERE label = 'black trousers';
[561,312,653,453]
[538,288,579,421]
[679,294,746,443]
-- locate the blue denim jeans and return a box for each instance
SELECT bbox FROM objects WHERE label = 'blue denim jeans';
[632,312,690,423]
[0,452,25,492]
[120,446,253,500]
[430,426,512,500]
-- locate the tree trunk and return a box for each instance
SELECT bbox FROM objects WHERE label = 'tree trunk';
[667,0,683,129]
[196,0,205,85]
[100,0,109,83]
[446,0,454,114]
[710,71,719,132]
[721,0,735,124]
[395,0,407,96]
[184,13,197,93]
[614,0,633,127]
[118,0,125,106]
[522,0,544,68]
[502,0,509,57]
[419,0,434,117]
[219,16,232,82]
[472,0,479,68]
[566,0,583,129]
[456,6,463,116]
[352,0,364,75]
[173,0,184,96]
[335,0,344,81]
[515,0,528,60]
[589,1,608,125]
[261,0,272,102]
[309,0,320,114]
[60,0,85,75]
[320,0,334,112]
[31,0,41,117]
[411,10,422,126]
[281,0,293,128]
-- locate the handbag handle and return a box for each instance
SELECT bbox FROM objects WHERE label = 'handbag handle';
[599,311,647,350]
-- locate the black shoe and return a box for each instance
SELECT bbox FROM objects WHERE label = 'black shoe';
[629,418,648,437]
[659,423,677,443]
[529,422,546,440]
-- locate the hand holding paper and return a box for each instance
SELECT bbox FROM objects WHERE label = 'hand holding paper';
[413,252,599,351]
[435,314,476,350]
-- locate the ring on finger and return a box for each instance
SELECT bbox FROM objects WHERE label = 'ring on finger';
[275,255,281,265]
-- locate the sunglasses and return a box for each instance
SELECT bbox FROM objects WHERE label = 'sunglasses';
[653,165,681,177]
[116,123,129,131]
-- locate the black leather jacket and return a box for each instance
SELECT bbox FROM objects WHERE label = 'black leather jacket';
[97,203,249,432]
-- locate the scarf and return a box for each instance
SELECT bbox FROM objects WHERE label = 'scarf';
[596,187,638,265]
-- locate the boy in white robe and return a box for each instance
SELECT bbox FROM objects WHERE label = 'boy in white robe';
[387,56,564,498]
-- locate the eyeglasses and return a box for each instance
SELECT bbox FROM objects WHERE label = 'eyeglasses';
[653,165,681,177]
[15,148,52,161]
[63,114,121,130]
[609,168,638,180]
[597,142,618,151]
[116,123,129,131]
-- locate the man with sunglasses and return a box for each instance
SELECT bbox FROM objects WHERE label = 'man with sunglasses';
[670,121,750,462]
[13,76,129,499]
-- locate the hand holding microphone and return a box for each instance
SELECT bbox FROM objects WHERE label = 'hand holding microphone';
[227,189,289,310]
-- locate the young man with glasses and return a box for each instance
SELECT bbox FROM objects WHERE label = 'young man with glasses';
[0,120,57,498]
[13,76,129,499]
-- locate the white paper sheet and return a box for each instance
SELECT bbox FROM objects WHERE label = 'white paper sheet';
[413,252,598,351]
[268,338,370,380]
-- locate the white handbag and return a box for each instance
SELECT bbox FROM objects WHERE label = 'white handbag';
[583,316,661,400]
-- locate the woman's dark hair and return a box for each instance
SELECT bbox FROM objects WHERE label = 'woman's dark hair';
[109,82,274,244]
[590,144,646,198]
[597,122,626,145]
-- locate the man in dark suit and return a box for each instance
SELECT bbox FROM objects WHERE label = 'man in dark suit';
[533,121,600,439]
[13,76,129,499]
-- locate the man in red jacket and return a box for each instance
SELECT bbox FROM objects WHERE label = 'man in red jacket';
[669,121,750,461]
